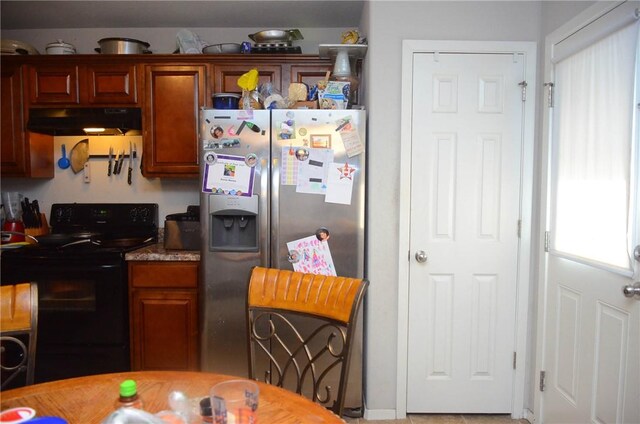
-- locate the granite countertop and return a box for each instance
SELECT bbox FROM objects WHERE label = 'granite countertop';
[125,242,200,262]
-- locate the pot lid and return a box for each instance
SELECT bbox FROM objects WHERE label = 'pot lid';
[98,37,150,48]
[1,39,40,55]
[46,39,75,49]
[213,93,241,98]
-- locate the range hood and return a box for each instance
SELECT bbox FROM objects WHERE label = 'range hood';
[27,108,142,136]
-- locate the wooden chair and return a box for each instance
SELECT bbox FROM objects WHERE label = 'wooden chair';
[1,283,38,389]
[247,266,368,417]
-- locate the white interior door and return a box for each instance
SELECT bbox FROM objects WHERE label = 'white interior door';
[540,4,640,423]
[406,51,526,412]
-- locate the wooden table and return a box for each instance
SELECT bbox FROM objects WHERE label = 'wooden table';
[0,371,346,423]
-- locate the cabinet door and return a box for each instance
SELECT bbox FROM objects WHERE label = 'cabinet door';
[87,63,138,105]
[130,289,199,371]
[143,65,205,177]
[28,64,80,104]
[213,64,281,97]
[290,64,333,87]
[1,65,54,178]
[1,64,26,175]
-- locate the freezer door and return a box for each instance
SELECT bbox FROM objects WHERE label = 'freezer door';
[199,109,271,377]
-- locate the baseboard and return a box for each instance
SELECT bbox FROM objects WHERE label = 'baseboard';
[523,408,535,423]
[363,409,399,420]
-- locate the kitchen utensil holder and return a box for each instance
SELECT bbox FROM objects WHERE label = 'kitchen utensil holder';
[24,214,49,243]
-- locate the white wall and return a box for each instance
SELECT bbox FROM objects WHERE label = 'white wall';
[1,135,200,222]
[362,0,595,419]
[1,27,350,55]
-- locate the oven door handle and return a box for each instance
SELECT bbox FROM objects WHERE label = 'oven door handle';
[58,238,97,249]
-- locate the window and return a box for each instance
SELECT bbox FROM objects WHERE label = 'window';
[549,6,639,272]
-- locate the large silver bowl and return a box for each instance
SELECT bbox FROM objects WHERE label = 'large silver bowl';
[248,29,303,44]
[202,43,242,54]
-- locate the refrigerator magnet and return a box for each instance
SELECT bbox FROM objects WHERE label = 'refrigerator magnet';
[287,249,301,264]
[315,227,330,241]
[295,148,309,161]
[227,125,236,136]
[204,152,218,165]
[245,153,257,167]
[211,126,224,139]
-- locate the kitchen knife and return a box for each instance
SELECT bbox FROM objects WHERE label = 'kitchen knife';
[117,149,125,174]
[21,198,31,228]
[108,146,113,176]
[127,142,133,185]
[113,149,121,175]
[33,200,41,227]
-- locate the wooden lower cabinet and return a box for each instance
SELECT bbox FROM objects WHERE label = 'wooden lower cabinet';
[129,261,200,371]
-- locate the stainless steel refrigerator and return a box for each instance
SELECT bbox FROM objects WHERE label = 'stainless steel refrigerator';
[199,108,366,413]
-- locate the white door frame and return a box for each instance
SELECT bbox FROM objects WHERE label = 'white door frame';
[397,40,537,419]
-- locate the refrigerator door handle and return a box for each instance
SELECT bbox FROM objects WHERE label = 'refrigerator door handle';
[270,155,280,268]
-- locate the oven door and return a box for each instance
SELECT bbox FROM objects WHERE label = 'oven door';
[1,254,130,382]
[36,262,127,345]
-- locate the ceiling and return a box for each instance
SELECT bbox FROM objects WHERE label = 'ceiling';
[1,1,365,30]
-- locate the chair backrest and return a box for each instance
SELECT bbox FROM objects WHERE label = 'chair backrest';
[247,266,368,417]
[1,282,38,389]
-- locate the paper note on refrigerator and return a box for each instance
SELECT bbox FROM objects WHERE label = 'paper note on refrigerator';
[296,148,334,194]
[325,162,356,205]
[280,146,299,185]
[286,235,337,276]
[202,154,255,196]
[336,116,364,157]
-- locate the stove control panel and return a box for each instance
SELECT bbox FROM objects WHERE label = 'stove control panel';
[50,203,159,229]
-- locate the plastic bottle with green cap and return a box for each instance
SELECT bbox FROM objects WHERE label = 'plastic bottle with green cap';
[115,379,144,410]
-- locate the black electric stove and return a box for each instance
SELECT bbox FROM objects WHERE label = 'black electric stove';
[2,203,159,261]
[1,203,158,385]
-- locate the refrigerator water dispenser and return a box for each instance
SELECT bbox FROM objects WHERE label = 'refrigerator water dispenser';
[208,194,259,252]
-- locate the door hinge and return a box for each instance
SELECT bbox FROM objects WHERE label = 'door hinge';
[517,220,522,238]
[543,82,554,107]
[513,352,517,369]
[544,231,550,252]
[518,81,527,102]
[539,370,546,391]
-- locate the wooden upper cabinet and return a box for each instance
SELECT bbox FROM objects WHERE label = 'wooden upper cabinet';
[290,64,333,87]
[86,63,138,104]
[212,64,281,97]
[28,62,138,106]
[1,65,27,174]
[28,64,80,104]
[143,64,206,177]
[1,65,54,178]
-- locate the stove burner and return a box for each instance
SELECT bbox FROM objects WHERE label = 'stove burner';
[253,42,292,48]
[250,44,302,54]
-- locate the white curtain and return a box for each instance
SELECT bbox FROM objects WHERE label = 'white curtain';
[551,22,639,271]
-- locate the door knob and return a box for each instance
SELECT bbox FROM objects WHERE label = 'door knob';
[622,282,640,299]
[415,250,428,263]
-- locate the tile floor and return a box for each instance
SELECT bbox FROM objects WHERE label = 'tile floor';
[344,414,530,424]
